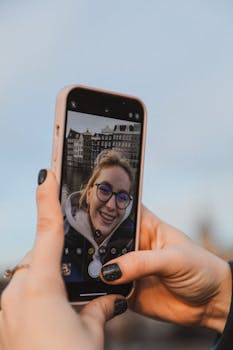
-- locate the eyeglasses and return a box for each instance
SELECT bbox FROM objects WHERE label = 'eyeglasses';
[95,182,132,210]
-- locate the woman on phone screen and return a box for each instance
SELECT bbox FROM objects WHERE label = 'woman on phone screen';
[62,149,135,282]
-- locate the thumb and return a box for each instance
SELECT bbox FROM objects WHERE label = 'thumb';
[100,248,179,284]
[80,295,128,326]
[31,169,64,277]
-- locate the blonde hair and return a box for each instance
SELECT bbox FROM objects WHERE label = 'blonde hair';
[79,149,133,211]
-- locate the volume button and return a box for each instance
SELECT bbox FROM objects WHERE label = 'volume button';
[53,125,60,162]
[53,138,58,161]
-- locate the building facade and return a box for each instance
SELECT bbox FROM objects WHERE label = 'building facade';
[65,124,141,171]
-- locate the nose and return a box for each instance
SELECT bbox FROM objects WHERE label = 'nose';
[105,193,117,210]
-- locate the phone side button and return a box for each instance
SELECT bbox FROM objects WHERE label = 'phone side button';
[53,138,59,162]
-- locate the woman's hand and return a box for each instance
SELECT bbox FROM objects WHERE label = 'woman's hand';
[0,170,127,350]
[101,206,232,333]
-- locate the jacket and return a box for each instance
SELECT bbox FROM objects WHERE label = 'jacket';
[61,191,135,282]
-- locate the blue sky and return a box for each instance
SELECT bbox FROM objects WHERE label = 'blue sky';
[0,0,233,271]
[66,112,140,135]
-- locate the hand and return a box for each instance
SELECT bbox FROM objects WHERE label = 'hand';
[0,170,127,350]
[101,206,232,333]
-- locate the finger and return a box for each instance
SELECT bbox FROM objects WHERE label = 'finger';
[80,295,128,327]
[100,248,180,284]
[4,251,32,284]
[0,251,32,309]
[31,169,64,277]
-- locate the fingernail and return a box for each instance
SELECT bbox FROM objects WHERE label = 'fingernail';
[101,263,122,281]
[114,299,128,317]
[38,169,47,185]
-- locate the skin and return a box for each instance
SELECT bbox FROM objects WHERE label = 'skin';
[86,166,131,238]
[101,206,232,333]
[0,171,230,349]
[0,170,126,350]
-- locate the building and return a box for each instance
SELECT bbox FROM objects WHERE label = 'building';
[91,126,114,167]
[82,129,92,170]
[65,123,141,172]
[65,129,84,168]
[112,124,141,170]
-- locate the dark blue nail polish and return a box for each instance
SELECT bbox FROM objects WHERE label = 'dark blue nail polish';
[38,169,47,185]
[101,263,122,281]
[114,299,128,316]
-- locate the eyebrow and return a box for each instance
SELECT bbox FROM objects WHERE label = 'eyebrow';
[98,181,130,194]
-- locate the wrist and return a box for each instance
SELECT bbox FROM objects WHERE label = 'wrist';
[202,260,232,333]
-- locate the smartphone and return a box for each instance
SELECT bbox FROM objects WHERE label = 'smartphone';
[51,85,146,303]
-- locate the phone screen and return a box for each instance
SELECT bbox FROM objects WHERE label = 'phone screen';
[59,87,145,301]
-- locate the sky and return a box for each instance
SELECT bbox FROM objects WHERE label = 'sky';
[0,0,233,271]
[66,111,140,135]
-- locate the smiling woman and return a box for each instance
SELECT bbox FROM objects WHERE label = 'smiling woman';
[86,167,132,237]
[62,150,135,281]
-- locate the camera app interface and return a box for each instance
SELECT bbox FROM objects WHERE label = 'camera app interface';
[61,110,142,282]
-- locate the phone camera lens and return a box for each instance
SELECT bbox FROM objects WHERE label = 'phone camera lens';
[70,101,77,109]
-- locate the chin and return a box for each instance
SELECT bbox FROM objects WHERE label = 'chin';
[101,231,111,238]
[100,226,113,237]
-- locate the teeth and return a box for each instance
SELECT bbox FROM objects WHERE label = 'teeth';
[100,212,115,222]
